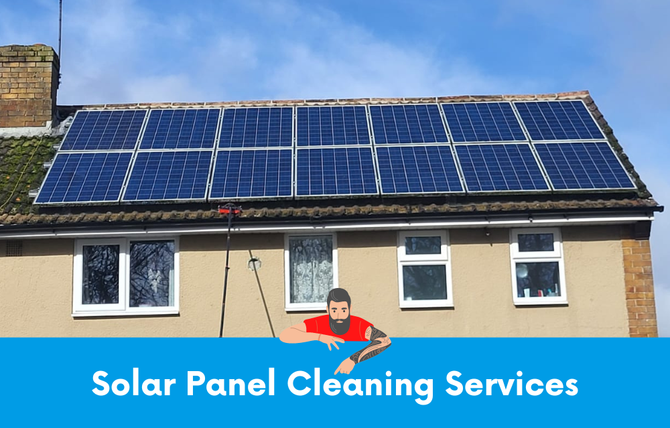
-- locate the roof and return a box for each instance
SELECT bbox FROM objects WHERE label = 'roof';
[0,91,662,232]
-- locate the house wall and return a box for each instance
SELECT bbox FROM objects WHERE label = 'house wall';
[0,225,630,337]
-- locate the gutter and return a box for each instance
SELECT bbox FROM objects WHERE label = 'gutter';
[0,212,655,239]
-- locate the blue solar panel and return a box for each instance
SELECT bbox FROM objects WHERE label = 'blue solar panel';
[442,102,526,142]
[61,110,146,151]
[35,152,132,204]
[515,101,604,140]
[210,150,293,199]
[370,104,448,144]
[140,109,219,149]
[219,107,293,148]
[296,106,369,146]
[375,146,463,194]
[534,142,635,190]
[123,151,212,201]
[295,148,377,196]
[455,144,549,192]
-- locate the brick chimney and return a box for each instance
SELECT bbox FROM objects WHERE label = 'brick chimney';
[0,44,60,130]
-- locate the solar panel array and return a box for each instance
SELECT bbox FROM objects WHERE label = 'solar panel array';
[294,106,378,197]
[35,99,637,205]
[122,108,221,203]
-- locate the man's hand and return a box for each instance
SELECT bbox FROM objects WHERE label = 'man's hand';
[318,334,345,351]
[335,358,355,375]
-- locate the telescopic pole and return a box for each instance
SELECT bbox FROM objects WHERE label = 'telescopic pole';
[218,204,241,338]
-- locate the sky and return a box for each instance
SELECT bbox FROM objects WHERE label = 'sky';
[1,0,668,335]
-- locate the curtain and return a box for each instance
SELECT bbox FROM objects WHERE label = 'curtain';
[289,236,333,303]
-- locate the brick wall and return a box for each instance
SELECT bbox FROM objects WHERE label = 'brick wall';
[622,223,658,337]
[0,44,59,128]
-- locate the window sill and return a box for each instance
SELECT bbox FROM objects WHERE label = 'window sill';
[399,300,453,309]
[72,309,180,318]
[285,304,327,312]
[513,299,568,307]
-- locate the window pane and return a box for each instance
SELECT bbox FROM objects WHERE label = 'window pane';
[405,236,442,255]
[516,262,561,298]
[82,245,120,304]
[129,241,175,307]
[289,236,333,304]
[402,265,447,301]
[518,233,554,252]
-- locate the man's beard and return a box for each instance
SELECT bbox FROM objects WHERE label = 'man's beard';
[329,315,350,335]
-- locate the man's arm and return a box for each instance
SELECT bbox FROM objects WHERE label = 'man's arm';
[335,326,391,374]
[279,322,344,350]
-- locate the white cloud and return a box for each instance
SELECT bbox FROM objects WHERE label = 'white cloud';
[124,74,207,103]
[3,0,541,103]
[262,6,539,100]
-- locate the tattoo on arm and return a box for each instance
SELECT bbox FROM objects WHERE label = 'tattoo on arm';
[349,326,391,364]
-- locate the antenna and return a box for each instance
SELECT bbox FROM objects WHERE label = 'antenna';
[58,0,63,59]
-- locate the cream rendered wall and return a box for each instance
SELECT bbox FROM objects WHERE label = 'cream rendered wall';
[0,225,629,337]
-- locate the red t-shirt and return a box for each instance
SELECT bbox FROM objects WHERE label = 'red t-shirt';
[304,315,372,342]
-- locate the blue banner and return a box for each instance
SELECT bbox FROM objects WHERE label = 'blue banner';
[0,338,667,426]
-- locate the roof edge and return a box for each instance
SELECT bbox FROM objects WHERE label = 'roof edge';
[583,95,653,199]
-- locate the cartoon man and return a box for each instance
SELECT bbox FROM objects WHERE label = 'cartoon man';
[279,288,391,375]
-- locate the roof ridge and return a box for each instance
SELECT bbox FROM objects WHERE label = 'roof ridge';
[60,90,592,110]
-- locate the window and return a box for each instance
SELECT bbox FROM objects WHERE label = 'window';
[510,228,567,305]
[73,238,179,316]
[285,234,338,311]
[397,230,452,308]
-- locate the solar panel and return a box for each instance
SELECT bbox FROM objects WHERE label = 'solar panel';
[455,144,549,192]
[442,102,526,142]
[296,106,369,146]
[210,150,293,199]
[375,146,463,194]
[370,104,448,144]
[122,151,212,201]
[60,110,146,151]
[140,109,220,149]
[35,152,132,204]
[515,100,604,140]
[534,142,635,190]
[219,107,293,148]
[295,148,378,196]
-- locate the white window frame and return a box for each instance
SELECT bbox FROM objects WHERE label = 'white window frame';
[510,227,567,306]
[397,230,453,308]
[73,236,180,317]
[284,233,338,312]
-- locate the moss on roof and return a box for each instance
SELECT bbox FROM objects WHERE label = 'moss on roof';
[0,136,58,215]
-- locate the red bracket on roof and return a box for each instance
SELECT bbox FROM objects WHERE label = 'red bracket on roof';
[218,204,242,216]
